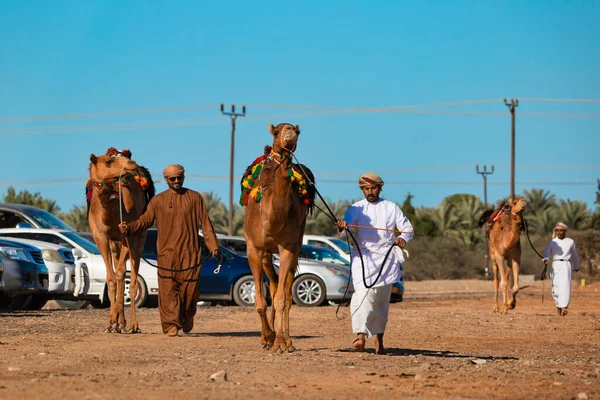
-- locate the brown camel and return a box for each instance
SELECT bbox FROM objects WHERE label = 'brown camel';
[484,198,527,313]
[242,123,315,353]
[87,148,155,333]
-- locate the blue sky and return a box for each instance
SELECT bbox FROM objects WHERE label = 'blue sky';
[1,1,598,213]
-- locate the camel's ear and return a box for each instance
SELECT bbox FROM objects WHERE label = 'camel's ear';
[269,123,276,135]
[90,154,97,164]
[295,124,300,134]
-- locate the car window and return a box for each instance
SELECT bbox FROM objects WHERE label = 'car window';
[329,238,352,254]
[0,211,28,229]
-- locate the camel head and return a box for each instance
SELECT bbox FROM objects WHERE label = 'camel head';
[269,123,300,154]
[89,149,140,183]
[509,197,527,214]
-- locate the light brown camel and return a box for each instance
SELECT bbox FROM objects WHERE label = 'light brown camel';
[484,198,527,313]
[87,148,155,333]
[242,123,315,353]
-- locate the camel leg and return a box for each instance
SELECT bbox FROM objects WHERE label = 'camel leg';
[500,258,511,314]
[490,251,500,313]
[283,267,296,352]
[247,247,275,348]
[509,256,521,310]
[113,243,128,332]
[262,254,279,340]
[272,249,294,353]
[127,238,142,333]
[94,235,118,332]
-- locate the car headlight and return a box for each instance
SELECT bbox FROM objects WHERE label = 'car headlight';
[42,249,65,263]
[0,246,32,262]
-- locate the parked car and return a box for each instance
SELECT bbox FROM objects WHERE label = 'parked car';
[0,238,49,310]
[142,229,259,306]
[271,253,353,307]
[0,228,158,308]
[300,244,351,266]
[302,235,353,262]
[0,203,75,231]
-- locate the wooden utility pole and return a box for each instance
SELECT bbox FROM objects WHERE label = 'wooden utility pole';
[476,164,495,209]
[476,164,495,279]
[504,98,518,200]
[220,104,246,236]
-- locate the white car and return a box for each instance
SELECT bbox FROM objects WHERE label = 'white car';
[0,228,158,308]
[3,237,76,295]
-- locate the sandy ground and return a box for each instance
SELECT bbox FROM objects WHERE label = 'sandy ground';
[0,279,598,400]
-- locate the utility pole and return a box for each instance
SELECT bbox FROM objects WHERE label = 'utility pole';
[476,164,494,209]
[504,98,518,201]
[476,164,494,279]
[220,104,246,236]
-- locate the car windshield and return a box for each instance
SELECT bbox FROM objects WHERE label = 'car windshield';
[62,232,101,254]
[329,238,352,254]
[302,247,350,266]
[27,208,76,231]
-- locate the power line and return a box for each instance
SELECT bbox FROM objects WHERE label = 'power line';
[2,97,599,125]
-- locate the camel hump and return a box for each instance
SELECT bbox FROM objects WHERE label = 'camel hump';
[478,209,494,227]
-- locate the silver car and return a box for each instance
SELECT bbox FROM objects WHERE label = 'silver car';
[272,254,353,307]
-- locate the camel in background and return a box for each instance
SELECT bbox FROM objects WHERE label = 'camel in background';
[87,148,155,333]
[242,123,315,352]
[481,198,527,313]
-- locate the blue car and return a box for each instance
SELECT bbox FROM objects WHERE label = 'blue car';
[142,229,259,306]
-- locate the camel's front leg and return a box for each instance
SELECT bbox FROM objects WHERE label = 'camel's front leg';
[262,255,279,343]
[247,248,275,348]
[509,257,521,310]
[272,250,294,353]
[283,267,296,352]
[127,242,142,333]
[94,236,118,332]
[114,245,128,332]
[500,259,511,314]
[491,253,501,313]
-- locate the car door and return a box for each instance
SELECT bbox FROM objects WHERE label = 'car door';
[198,237,230,295]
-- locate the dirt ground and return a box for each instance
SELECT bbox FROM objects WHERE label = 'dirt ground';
[1,280,598,400]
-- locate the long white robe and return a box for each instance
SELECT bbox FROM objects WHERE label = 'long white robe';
[342,198,413,337]
[543,237,581,308]
[342,198,414,290]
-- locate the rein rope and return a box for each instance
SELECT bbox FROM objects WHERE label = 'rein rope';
[285,147,407,320]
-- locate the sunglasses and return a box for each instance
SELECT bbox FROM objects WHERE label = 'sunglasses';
[168,176,184,182]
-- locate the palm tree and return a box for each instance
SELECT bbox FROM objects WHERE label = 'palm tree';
[202,191,228,234]
[522,188,556,214]
[428,202,460,236]
[557,199,591,230]
[526,207,559,236]
[59,203,90,232]
[454,196,484,230]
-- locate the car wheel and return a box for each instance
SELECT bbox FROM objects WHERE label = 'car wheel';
[124,272,148,308]
[232,275,256,307]
[25,295,48,310]
[55,299,90,309]
[292,274,326,307]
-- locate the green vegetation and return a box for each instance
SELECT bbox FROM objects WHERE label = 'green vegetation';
[3,182,599,281]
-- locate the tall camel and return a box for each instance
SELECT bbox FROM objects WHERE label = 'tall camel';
[87,148,155,333]
[242,123,314,353]
[483,198,527,313]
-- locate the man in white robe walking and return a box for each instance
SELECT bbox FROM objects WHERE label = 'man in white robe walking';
[337,172,414,354]
[543,222,581,316]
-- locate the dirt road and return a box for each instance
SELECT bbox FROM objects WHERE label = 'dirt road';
[1,280,598,399]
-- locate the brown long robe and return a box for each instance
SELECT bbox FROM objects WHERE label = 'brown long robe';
[128,187,218,333]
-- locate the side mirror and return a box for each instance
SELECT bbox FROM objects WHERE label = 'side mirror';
[72,248,83,258]
[16,222,33,229]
